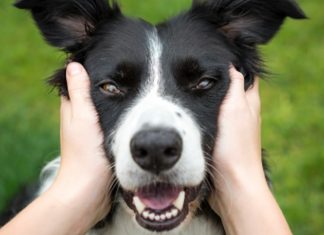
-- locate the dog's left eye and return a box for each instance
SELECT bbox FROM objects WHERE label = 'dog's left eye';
[99,82,123,96]
[192,77,216,91]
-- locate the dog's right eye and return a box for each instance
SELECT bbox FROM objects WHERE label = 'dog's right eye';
[99,81,124,97]
[189,76,218,92]
[194,78,215,90]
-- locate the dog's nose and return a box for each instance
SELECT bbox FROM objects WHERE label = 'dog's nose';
[130,128,182,174]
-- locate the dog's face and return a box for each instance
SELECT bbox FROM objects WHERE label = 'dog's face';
[16,0,305,232]
[88,19,232,231]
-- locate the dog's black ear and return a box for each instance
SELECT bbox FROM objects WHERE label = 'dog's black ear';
[15,0,121,52]
[191,0,306,45]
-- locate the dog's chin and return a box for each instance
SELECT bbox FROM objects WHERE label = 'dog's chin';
[121,183,202,232]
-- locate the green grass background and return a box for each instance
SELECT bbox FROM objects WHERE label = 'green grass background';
[0,0,323,234]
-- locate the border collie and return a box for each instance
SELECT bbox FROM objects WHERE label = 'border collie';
[1,0,305,234]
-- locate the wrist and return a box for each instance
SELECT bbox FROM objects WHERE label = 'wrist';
[213,172,291,235]
[33,190,95,235]
[44,168,112,232]
[210,155,269,214]
[216,167,271,216]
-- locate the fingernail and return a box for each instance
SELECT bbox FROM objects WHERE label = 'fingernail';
[68,63,83,76]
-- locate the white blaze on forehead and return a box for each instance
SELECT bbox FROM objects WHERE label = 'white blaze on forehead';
[146,28,163,95]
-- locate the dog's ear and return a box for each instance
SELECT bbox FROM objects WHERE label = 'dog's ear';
[15,0,121,96]
[15,0,121,52]
[191,0,306,45]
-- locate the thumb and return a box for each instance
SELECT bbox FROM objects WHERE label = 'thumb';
[224,65,246,103]
[66,62,96,118]
[246,77,261,115]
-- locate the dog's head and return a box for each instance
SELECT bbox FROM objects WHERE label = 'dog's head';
[16,0,305,232]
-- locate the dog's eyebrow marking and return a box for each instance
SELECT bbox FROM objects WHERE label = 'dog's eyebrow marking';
[146,28,163,95]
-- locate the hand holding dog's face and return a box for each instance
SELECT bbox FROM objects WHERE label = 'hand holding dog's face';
[52,63,113,231]
[209,67,262,214]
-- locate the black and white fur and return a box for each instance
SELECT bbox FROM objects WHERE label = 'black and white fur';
[1,0,305,234]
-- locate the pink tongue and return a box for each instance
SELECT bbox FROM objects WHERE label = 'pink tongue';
[136,184,181,210]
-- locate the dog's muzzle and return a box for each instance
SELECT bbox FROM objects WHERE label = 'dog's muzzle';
[112,96,205,231]
[118,127,201,231]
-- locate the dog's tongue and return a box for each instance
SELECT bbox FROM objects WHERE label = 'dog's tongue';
[136,184,181,210]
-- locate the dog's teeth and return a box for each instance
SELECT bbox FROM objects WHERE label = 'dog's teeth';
[149,213,155,220]
[166,212,172,219]
[133,196,145,214]
[173,191,185,211]
[154,215,161,221]
[171,208,178,217]
[160,214,166,221]
[142,211,149,219]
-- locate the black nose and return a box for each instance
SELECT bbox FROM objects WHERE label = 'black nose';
[130,128,182,174]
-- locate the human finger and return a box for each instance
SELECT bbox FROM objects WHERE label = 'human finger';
[65,62,97,119]
[246,77,261,115]
[60,96,72,126]
[222,65,246,108]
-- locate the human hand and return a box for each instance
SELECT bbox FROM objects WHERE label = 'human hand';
[209,65,265,214]
[207,66,292,235]
[48,62,113,231]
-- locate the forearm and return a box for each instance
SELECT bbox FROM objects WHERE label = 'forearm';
[216,167,292,235]
[0,172,109,235]
[0,190,89,235]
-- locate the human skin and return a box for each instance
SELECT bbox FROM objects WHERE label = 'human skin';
[0,63,112,235]
[209,67,292,235]
[0,63,292,235]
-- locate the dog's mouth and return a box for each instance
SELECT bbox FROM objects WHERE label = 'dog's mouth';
[122,183,200,232]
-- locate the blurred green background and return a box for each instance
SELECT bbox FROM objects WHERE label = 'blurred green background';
[0,0,323,234]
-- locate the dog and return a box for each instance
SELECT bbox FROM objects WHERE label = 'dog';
[0,0,306,234]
